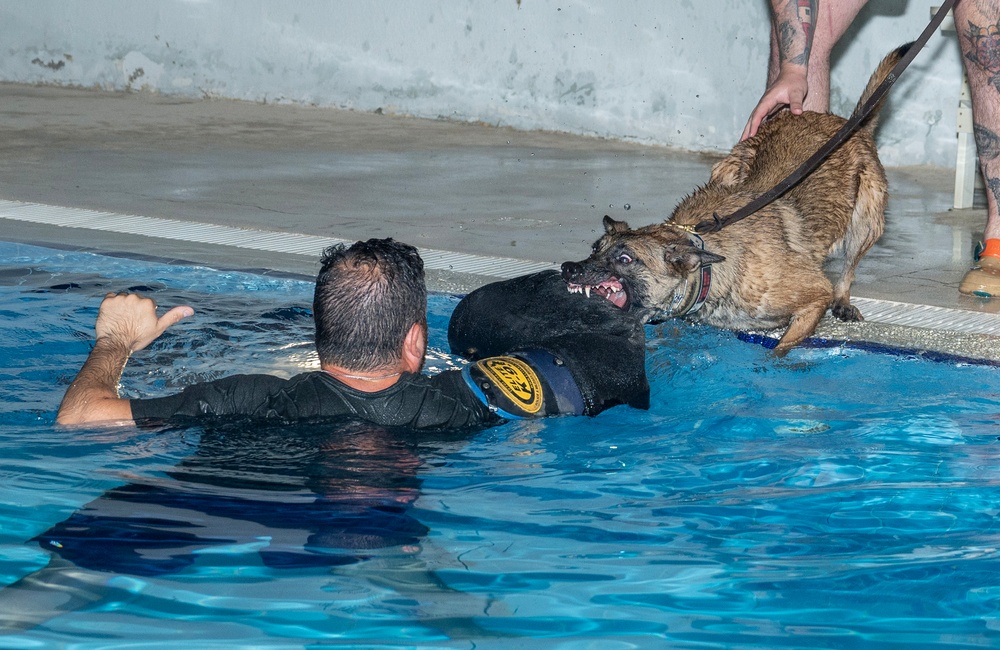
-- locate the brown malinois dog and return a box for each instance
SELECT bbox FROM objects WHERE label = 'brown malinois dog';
[562,43,911,355]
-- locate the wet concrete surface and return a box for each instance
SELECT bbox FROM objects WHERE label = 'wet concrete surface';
[0,84,716,268]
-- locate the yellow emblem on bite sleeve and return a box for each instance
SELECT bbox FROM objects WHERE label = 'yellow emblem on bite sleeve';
[478,356,543,414]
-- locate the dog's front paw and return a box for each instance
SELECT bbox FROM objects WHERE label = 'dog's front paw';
[831,302,863,322]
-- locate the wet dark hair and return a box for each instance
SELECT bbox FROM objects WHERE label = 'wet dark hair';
[313,238,426,371]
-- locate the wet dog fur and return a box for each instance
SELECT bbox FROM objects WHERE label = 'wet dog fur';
[561,44,910,355]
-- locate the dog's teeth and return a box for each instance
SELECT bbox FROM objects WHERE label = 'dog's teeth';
[584,286,591,298]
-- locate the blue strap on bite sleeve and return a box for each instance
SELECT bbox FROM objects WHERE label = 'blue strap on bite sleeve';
[460,349,585,419]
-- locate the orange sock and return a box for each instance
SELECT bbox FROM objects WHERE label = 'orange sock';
[977,239,1000,275]
[982,239,1000,260]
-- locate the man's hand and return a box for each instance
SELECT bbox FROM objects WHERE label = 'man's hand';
[56,293,194,426]
[741,65,809,141]
[95,292,194,353]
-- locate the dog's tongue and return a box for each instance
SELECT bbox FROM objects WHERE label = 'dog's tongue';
[593,279,627,309]
[607,289,627,309]
[566,279,628,309]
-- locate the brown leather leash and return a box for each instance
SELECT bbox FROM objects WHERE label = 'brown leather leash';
[695,0,957,235]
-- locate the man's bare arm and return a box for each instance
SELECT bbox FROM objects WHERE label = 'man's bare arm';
[56,293,193,426]
[56,335,135,425]
[742,0,816,140]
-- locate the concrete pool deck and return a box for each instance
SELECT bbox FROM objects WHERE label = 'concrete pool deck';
[2,83,1000,361]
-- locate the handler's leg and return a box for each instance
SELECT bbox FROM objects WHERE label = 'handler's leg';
[957,0,1000,295]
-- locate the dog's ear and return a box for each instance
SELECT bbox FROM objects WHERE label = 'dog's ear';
[664,244,726,274]
[603,215,630,234]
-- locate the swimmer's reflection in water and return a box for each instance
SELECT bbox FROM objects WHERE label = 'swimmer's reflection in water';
[0,419,473,630]
[36,419,468,576]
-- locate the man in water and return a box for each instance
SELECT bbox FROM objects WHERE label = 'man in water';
[57,237,648,429]
[0,237,648,630]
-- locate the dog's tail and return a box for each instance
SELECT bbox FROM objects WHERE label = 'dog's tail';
[851,42,914,132]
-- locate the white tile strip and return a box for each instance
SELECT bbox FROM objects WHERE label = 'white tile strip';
[0,199,558,279]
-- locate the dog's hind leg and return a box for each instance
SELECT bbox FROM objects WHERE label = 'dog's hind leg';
[830,165,887,322]
[773,300,829,355]
[767,276,833,354]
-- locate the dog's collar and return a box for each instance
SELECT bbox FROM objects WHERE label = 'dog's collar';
[665,231,712,317]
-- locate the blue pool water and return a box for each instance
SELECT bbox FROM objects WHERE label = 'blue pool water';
[1,240,999,648]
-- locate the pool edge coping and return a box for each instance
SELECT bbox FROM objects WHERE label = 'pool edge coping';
[4,199,1000,363]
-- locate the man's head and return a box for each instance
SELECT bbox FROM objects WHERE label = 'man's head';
[313,238,427,373]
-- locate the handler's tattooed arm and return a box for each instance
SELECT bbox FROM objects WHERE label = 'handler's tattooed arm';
[741,0,817,140]
[774,0,815,67]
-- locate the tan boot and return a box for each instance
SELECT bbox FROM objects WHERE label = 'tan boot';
[960,239,1000,297]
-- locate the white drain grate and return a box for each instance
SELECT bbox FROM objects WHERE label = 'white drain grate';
[852,297,1000,336]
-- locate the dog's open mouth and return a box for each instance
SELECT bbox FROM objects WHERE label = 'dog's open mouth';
[566,278,628,309]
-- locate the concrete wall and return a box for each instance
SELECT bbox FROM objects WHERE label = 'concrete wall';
[0,0,964,167]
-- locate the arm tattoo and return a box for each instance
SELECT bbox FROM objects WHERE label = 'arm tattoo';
[775,0,814,67]
[778,21,809,66]
[797,0,815,40]
[975,124,1000,161]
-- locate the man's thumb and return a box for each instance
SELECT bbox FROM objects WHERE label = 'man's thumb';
[159,305,195,330]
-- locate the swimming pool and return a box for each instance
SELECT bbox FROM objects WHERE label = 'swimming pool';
[1,240,999,647]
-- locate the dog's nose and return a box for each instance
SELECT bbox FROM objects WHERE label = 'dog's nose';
[561,261,582,281]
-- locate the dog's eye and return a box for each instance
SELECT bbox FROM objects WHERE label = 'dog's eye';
[617,253,633,265]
